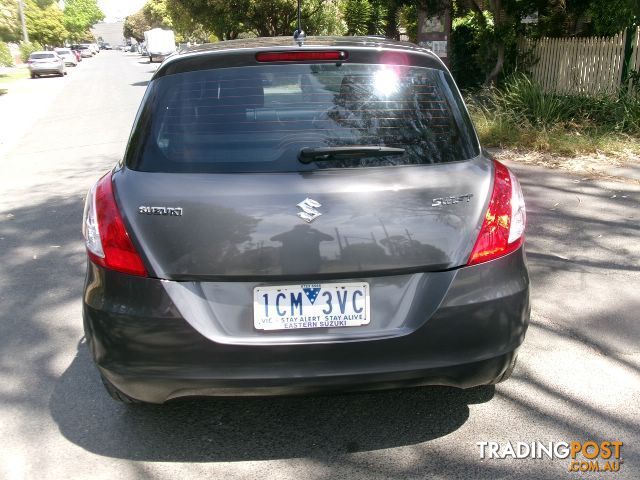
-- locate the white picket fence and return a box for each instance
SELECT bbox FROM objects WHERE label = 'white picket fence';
[523,27,640,96]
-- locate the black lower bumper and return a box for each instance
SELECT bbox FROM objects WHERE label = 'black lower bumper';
[99,351,516,402]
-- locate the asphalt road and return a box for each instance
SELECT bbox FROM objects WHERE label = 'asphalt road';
[0,51,638,480]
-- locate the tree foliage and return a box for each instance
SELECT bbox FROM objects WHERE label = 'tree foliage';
[143,0,174,29]
[63,0,104,41]
[0,0,20,42]
[25,0,67,46]
[19,39,41,60]
[168,0,345,40]
[123,9,152,41]
[124,0,213,43]
[586,0,639,35]
[0,39,13,65]
[343,0,372,35]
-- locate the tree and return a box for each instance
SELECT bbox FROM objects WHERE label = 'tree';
[123,9,152,41]
[0,0,20,42]
[143,0,173,29]
[63,0,104,41]
[588,0,639,34]
[343,0,372,35]
[164,0,216,42]
[170,0,242,40]
[170,0,345,40]
[25,0,68,46]
[461,0,538,85]
[124,0,213,43]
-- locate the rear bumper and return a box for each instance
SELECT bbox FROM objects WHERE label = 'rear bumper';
[29,66,62,74]
[83,249,530,403]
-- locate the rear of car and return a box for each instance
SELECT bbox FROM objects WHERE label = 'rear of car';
[54,48,78,67]
[83,37,530,403]
[28,52,65,78]
[73,44,93,58]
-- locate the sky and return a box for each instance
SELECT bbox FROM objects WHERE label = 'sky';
[97,0,147,22]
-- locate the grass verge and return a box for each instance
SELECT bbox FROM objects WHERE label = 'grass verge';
[0,67,30,95]
[470,110,640,157]
[466,74,640,158]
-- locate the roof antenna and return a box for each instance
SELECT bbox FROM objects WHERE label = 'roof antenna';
[293,0,305,45]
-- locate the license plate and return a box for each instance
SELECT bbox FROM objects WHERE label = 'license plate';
[253,282,370,331]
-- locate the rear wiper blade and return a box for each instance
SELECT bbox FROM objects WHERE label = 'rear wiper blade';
[299,146,405,163]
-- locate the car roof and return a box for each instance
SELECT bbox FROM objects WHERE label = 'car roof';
[180,36,436,57]
[157,35,444,79]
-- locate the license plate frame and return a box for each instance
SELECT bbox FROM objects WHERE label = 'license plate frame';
[253,282,370,331]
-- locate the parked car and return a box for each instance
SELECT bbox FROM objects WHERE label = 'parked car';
[27,51,65,78]
[71,44,93,58]
[71,49,82,62]
[54,48,78,67]
[82,36,530,404]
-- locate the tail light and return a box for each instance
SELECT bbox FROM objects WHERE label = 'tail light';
[467,160,526,265]
[82,172,148,276]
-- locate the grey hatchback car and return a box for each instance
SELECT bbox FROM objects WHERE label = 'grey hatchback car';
[82,36,530,404]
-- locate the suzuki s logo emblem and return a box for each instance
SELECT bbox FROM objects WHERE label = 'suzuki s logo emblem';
[297,198,322,223]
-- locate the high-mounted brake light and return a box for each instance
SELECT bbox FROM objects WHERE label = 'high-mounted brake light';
[82,172,148,276]
[255,51,347,62]
[467,160,526,265]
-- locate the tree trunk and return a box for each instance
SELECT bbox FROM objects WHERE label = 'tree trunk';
[484,0,508,85]
[485,43,505,85]
[384,2,400,40]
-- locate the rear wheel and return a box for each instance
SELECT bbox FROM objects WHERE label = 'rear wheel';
[100,374,148,405]
[492,354,518,384]
[30,73,36,79]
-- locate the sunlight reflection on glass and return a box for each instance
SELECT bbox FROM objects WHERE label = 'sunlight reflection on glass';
[373,68,400,98]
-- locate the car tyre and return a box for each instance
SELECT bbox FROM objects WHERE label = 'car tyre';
[100,373,148,405]
[30,73,36,79]
[491,354,518,384]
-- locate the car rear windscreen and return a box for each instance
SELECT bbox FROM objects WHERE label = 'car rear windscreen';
[127,63,480,173]
[31,53,55,59]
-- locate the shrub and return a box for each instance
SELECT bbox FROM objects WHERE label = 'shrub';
[466,73,640,155]
[450,13,493,90]
[19,41,43,63]
[471,73,640,134]
[0,42,13,67]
